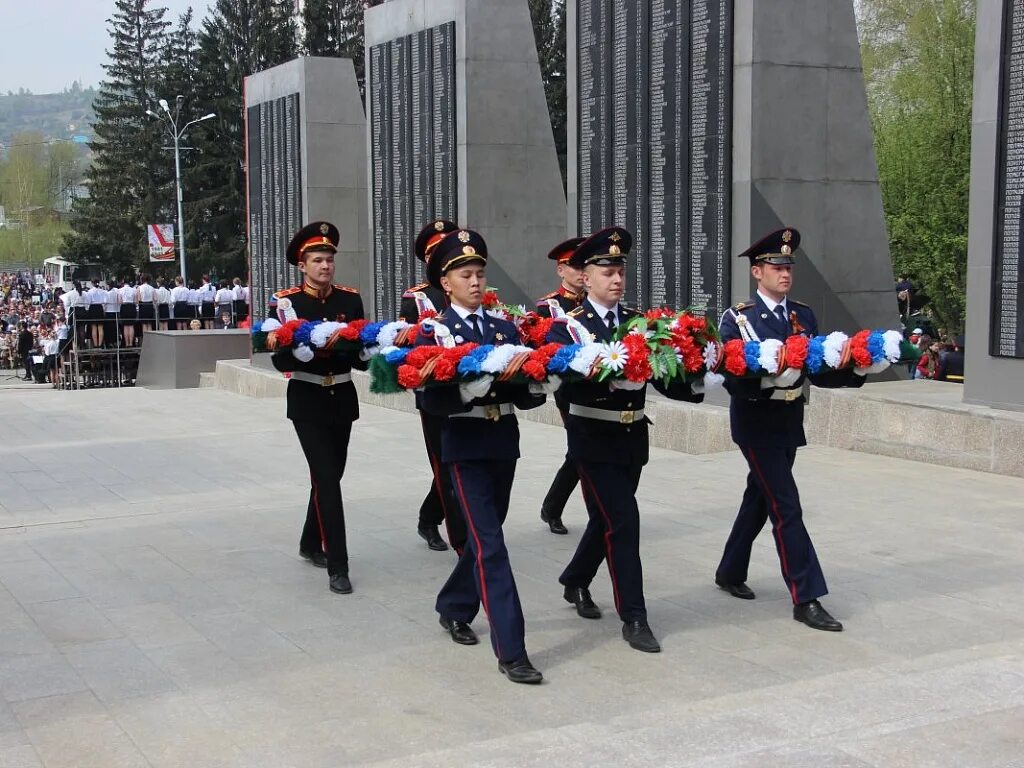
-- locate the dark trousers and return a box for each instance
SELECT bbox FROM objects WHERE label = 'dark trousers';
[436,460,525,663]
[416,412,467,552]
[21,353,33,379]
[540,409,579,518]
[716,446,827,604]
[560,461,646,622]
[292,420,352,576]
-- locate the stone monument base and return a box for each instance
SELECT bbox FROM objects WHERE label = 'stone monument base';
[136,330,251,389]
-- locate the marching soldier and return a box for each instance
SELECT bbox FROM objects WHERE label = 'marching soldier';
[714,227,886,631]
[417,228,548,684]
[399,219,467,554]
[270,221,368,595]
[547,227,703,653]
[535,236,586,535]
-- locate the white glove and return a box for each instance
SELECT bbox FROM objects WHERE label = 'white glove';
[358,347,375,362]
[609,377,645,391]
[760,368,801,389]
[459,375,494,403]
[528,374,561,396]
[691,372,724,395]
[854,359,890,377]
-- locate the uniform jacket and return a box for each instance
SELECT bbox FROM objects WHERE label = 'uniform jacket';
[416,311,545,463]
[269,283,368,424]
[398,282,448,323]
[535,286,584,319]
[720,295,864,448]
[547,299,703,466]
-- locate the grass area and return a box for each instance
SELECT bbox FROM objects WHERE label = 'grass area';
[0,222,69,269]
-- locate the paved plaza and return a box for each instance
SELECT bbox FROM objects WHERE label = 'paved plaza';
[1,383,1023,767]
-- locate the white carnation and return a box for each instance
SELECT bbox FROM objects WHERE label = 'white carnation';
[882,330,903,362]
[822,331,848,370]
[376,321,408,349]
[758,338,783,375]
[310,322,345,349]
[569,344,603,375]
[260,318,282,332]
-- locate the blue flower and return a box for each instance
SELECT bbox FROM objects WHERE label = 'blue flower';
[744,341,762,373]
[868,331,886,363]
[807,336,826,373]
[360,321,387,345]
[458,344,494,375]
[384,348,409,365]
[293,321,316,348]
[548,343,580,373]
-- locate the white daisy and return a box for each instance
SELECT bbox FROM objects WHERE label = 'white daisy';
[598,341,629,372]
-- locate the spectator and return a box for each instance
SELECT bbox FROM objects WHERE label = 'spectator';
[17,321,35,381]
[215,279,234,321]
[916,341,941,380]
[216,310,235,330]
[936,336,965,383]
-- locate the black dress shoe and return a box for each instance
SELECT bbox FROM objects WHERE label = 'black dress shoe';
[563,586,601,619]
[439,616,479,645]
[622,620,661,653]
[329,574,353,594]
[418,525,449,552]
[715,576,756,600]
[498,655,543,684]
[299,549,328,568]
[540,510,568,535]
[793,600,843,632]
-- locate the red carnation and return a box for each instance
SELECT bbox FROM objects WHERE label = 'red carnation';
[622,333,649,355]
[337,325,361,341]
[785,334,809,371]
[524,316,555,347]
[522,359,547,380]
[405,345,443,368]
[417,309,438,322]
[397,365,423,389]
[481,291,500,309]
[432,358,457,381]
[724,339,748,376]
[623,355,652,383]
[644,307,675,322]
[275,319,305,348]
[850,330,872,367]
[442,343,477,364]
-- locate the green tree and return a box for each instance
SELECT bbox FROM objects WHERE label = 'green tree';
[62,0,171,275]
[302,0,384,99]
[529,0,567,186]
[186,0,298,279]
[859,0,975,333]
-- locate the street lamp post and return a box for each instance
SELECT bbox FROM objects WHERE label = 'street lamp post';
[146,98,215,283]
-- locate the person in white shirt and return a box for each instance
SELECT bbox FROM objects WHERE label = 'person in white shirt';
[136,275,156,338]
[199,274,216,329]
[119,280,138,347]
[187,280,202,326]
[155,277,172,330]
[84,279,107,348]
[170,276,190,330]
[104,282,120,346]
[43,331,60,385]
[231,277,249,324]
[214,280,234,322]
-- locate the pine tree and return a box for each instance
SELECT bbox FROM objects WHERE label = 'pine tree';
[302,0,383,100]
[186,0,298,279]
[529,0,567,186]
[63,0,171,275]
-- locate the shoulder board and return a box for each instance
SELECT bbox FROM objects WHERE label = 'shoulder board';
[537,291,558,301]
[621,305,640,316]
[401,288,418,299]
[567,306,585,317]
[405,282,429,293]
[333,284,359,294]
[788,299,810,308]
[733,301,754,311]
[274,287,300,298]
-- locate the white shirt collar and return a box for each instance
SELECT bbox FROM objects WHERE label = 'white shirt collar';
[449,302,485,322]
[586,297,619,324]
[757,290,788,316]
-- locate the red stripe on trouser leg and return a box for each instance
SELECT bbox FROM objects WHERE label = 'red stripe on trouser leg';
[310,473,327,553]
[744,447,798,603]
[452,463,501,660]
[576,464,622,615]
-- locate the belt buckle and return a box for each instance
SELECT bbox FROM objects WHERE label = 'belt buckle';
[620,410,635,425]
[784,388,799,402]
[484,404,501,422]
[322,374,335,387]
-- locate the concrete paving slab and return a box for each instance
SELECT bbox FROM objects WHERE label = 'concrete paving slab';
[0,385,1022,766]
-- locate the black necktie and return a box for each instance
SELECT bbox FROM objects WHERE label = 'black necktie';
[604,310,616,332]
[467,313,482,341]
[774,305,789,332]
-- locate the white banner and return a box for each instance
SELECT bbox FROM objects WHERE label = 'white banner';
[148,224,175,262]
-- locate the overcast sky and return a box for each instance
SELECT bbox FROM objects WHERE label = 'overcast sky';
[0,0,215,94]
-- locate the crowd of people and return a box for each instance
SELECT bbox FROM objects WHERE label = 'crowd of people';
[895,274,965,383]
[0,270,250,386]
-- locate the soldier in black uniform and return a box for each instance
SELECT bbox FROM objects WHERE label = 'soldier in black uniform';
[417,228,548,684]
[398,219,467,554]
[714,227,886,631]
[270,221,368,595]
[547,227,703,653]
[535,236,586,535]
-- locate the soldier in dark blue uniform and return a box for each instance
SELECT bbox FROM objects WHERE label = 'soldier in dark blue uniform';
[416,228,548,684]
[270,221,368,596]
[547,227,703,653]
[398,219,467,554]
[535,236,586,535]
[714,227,888,631]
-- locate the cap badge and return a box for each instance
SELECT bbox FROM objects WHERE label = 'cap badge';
[781,244,792,255]
[609,232,622,243]
[434,220,446,231]
[458,231,471,243]
[462,245,477,256]
[609,245,621,255]
[319,223,329,235]
[782,230,792,243]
